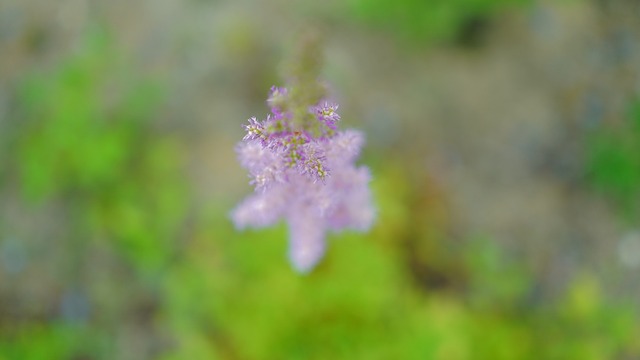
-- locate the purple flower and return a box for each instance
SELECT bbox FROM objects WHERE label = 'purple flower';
[243,117,267,144]
[299,142,329,183]
[231,86,375,273]
[311,101,341,130]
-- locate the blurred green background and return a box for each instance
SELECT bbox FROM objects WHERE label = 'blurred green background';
[2,0,640,359]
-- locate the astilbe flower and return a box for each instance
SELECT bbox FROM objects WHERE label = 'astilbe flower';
[310,101,341,130]
[231,86,375,273]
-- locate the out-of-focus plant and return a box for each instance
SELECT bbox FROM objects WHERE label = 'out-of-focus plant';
[343,0,530,45]
[230,35,375,273]
[585,100,640,218]
[162,166,640,359]
[0,28,188,358]
[7,29,187,272]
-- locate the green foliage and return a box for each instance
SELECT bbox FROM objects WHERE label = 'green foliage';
[344,0,530,45]
[465,235,529,309]
[585,101,640,217]
[157,168,640,359]
[8,28,187,271]
[16,31,162,201]
[0,324,108,360]
[1,28,189,358]
[528,274,639,359]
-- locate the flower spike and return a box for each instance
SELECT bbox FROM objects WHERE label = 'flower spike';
[231,85,375,273]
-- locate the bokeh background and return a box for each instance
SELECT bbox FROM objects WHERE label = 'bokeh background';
[2,0,640,358]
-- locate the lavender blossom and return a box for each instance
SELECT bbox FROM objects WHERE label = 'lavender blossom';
[242,117,268,152]
[311,101,341,130]
[231,86,375,273]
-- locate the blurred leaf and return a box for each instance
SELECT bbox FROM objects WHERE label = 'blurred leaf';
[344,0,530,46]
[586,99,640,217]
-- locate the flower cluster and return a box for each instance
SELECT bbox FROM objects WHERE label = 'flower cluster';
[231,86,375,273]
